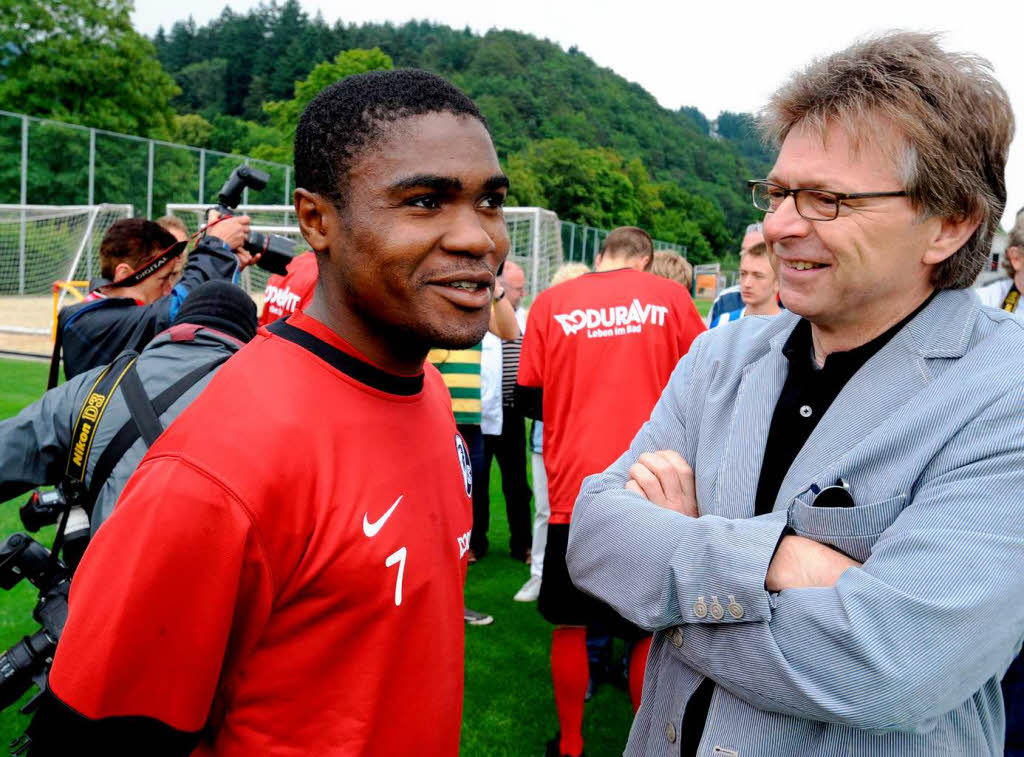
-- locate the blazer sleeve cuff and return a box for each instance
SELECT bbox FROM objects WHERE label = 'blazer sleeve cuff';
[674,509,789,625]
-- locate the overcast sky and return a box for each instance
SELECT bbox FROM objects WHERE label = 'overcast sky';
[133,0,1023,229]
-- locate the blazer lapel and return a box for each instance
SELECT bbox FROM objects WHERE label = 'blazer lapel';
[772,290,975,511]
[714,319,792,518]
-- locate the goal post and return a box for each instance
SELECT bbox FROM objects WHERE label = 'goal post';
[0,204,133,353]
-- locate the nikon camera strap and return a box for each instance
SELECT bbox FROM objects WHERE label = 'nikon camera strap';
[64,351,141,495]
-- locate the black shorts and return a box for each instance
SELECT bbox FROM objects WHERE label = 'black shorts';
[537,523,647,641]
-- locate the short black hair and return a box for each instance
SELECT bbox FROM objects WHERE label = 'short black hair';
[99,219,177,280]
[294,69,488,206]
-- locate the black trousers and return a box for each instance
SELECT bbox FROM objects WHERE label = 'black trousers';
[476,409,533,559]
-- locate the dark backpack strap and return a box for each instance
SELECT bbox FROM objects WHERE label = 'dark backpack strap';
[85,355,230,509]
[47,316,64,391]
[117,364,163,447]
[50,298,126,389]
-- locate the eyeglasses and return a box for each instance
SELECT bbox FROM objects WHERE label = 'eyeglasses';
[748,180,907,222]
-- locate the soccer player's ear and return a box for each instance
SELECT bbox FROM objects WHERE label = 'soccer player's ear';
[294,189,334,254]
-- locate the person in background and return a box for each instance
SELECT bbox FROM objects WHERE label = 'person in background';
[705,221,763,326]
[155,215,190,289]
[57,214,253,380]
[513,262,591,604]
[517,228,705,757]
[710,242,781,326]
[259,250,318,326]
[650,250,693,291]
[976,205,1022,313]
[480,261,533,563]
[0,281,257,547]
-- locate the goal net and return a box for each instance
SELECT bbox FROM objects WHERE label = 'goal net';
[166,205,564,302]
[0,204,133,352]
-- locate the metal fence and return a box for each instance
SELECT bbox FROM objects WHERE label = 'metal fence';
[0,110,292,220]
[0,110,689,268]
[561,220,686,264]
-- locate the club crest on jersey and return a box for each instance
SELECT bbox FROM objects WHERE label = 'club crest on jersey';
[454,434,472,497]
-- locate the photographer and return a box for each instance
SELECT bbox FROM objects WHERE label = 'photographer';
[56,213,254,381]
[1,281,258,541]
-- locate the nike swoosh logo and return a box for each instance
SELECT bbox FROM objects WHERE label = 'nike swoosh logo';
[363,495,403,538]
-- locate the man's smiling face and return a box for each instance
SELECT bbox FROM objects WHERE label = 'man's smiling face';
[763,118,939,334]
[319,111,510,361]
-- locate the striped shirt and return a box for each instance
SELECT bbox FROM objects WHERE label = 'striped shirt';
[501,337,522,408]
[427,343,482,425]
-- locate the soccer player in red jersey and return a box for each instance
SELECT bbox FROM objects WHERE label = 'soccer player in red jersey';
[258,250,318,326]
[516,227,706,757]
[27,70,510,756]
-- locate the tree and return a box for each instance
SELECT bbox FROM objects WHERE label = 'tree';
[260,47,393,162]
[0,0,180,137]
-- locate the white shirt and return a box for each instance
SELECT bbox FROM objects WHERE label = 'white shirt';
[975,278,1015,310]
[480,307,528,435]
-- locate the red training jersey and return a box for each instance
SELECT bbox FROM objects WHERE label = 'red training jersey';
[48,310,473,756]
[258,250,318,326]
[518,268,705,524]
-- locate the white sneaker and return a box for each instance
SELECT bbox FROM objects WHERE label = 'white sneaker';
[514,575,542,602]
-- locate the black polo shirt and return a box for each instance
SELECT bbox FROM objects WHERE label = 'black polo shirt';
[680,292,935,757]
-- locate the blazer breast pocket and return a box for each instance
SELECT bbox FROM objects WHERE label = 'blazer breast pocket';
[787,493,907,563]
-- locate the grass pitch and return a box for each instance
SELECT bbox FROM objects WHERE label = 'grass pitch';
[0,357,636,755]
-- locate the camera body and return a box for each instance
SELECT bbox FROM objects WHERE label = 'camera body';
[215,166,296,276]
[20,489,90,571]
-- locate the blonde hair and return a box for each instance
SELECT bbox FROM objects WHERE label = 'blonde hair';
[156,214,189,237]
[650,251,693,289]
[760,31,1014,290]
[549,262,591,287]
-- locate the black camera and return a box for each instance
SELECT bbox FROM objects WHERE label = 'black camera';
[0,533,70,715]
[20,489,89,572]
[215,166,296,276]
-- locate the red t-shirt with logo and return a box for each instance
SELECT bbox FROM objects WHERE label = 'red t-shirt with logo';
[518,269,705,524]
[47,310,473,756]
[258,251,318,326]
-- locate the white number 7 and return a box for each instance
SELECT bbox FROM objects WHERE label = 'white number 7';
[385,547,407,606]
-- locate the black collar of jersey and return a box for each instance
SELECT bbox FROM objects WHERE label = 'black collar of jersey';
[782,290,937,379]
[267,318,424,396]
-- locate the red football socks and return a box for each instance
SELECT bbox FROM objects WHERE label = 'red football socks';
[550,627,588,757]
[628,635,652,714]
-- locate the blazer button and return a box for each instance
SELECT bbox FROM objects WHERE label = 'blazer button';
[665,721,677,743]
[694,596,708,619]
[709,597,724,621]
[727,595,743,619]
[670,627,684,648]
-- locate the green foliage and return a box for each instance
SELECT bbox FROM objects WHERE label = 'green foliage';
[262,47,394,162]
[152,11,775,259]
[2,2,775,259]
[0,0,179,138]
[172,113,214,147]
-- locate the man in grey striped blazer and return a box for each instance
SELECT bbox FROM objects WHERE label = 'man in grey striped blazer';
[567,32,1022,756]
